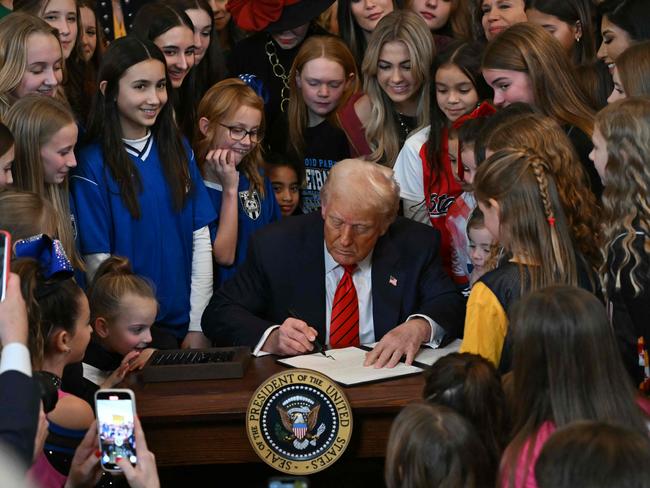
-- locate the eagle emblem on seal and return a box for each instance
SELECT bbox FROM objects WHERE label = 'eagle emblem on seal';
[276,403,326,450]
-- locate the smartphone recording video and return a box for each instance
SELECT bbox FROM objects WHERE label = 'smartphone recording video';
[0,230,10,302]
[95,389,137,472]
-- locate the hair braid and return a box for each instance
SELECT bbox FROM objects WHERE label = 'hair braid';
[529,155,565,277]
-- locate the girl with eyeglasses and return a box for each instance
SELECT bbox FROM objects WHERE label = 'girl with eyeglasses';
[194,78,280,287]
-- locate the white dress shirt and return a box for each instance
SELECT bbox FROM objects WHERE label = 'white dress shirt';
[0,343,32,377]
[254,242,445,355]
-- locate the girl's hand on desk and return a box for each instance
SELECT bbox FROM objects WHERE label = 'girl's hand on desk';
[128,348,156,371]
[101,350,141,389]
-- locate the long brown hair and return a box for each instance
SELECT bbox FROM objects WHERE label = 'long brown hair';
[615,41,650,98]
[525,0,596,64]
[474,147,578,291]
[337,0,400,69]
[194,78,266,196]
[423,352,509,474]
[595,97,650,297]
[406,0,474,40]
[87,36,192,220]
[4,96,83,270]
[288,35,358,160]
[482,22,594,137]
[503,285,649,487]
[483,113,601,269]
[448,0,474,40]
[386,402,494,488]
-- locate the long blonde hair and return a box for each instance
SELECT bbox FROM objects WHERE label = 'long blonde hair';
[482,22,594,137]
[0,13,62,118]
[194,78,266,196]
[362,10,434,166]
[4,96,83,270]
[474,148,578,292]
[288,35,358,160]
[595,97,650,297]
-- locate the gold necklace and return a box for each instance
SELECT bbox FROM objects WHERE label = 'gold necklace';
[265,40,290,112]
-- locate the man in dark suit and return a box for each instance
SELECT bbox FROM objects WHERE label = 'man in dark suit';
[0,272,40,467]
[202,159,465,368]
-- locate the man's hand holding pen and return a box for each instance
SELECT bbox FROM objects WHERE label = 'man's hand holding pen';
[262,317,322,356]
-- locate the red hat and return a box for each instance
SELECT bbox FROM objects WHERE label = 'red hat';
[228,0,335,33]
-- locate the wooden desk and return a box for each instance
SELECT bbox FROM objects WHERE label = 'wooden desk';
[126,356,424,467]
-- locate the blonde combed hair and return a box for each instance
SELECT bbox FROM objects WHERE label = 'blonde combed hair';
[0,13,62,118]
[4,96,83,270]
[595,97,650,297]
[194,78,266,197]
[288,35,358,160]
[362,10,434,166]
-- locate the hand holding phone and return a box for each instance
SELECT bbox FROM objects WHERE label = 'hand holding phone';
[65,421,103,488]
[0,272,29,347]
[95,389,138,472]
[116,416,160,488]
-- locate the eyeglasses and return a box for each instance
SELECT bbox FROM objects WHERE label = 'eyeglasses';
[219,123,263,143]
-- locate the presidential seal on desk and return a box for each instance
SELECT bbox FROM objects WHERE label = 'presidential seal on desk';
[246,369,353,474]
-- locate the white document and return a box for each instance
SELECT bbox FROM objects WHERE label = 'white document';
[361,339,462,367]
[413,339,462,366]
[277,347,423,386]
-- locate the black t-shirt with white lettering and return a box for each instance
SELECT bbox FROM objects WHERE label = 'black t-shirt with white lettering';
[301,120,351,213]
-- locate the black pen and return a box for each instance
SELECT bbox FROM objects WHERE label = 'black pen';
[287,308,330,359]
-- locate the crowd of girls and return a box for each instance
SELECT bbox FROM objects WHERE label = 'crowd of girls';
[0,0,650,485]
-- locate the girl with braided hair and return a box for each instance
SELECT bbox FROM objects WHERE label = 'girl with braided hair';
[482,113,602,271]
[459,147,595,372]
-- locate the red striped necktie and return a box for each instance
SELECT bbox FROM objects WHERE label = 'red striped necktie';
[329,264,360,348]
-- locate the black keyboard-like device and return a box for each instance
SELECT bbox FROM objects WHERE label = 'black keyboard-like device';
[141,346,250,382]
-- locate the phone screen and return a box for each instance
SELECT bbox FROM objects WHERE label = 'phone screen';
[96,390,137,471]
[0,230,9,302]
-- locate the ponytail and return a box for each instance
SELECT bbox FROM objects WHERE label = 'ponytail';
[12,258,83,369]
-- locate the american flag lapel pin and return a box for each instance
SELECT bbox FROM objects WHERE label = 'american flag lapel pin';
[389,275,398,287]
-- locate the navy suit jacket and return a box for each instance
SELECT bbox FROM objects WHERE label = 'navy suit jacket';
[202,213,465,347]
[0,370,40,467]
